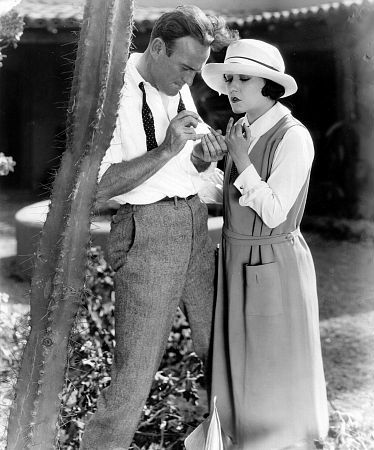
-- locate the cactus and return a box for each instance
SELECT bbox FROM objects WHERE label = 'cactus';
[6,0,134,448]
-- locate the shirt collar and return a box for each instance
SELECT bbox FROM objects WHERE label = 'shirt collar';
[126,52,181,105]
[126,52,147,87]
[243,102,290,138]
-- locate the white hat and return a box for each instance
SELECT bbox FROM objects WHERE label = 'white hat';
[202,39,297,98]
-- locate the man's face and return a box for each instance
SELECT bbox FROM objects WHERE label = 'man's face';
[153,36,210,96]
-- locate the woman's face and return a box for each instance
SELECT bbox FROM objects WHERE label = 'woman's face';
[224,74,272,122]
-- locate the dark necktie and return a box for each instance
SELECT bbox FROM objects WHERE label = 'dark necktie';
[177,93,186,113]
[139,82,158,152]
[229,131,254,183]
[229,160,239,183]
[139,82,186,152]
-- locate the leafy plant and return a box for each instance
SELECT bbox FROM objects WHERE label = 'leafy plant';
[0,295,29,447]
[0,294,28,375]
[0,153,16,176]
[322,409,374,450]
[0,6,24,68]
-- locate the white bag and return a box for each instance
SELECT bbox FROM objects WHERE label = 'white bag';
[184,396,224,450]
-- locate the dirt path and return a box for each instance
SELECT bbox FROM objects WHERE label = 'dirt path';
[308,233,374,431]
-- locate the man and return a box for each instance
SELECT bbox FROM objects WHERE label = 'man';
[81,6,235,450]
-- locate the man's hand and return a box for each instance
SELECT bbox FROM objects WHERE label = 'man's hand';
[160,110,205,157]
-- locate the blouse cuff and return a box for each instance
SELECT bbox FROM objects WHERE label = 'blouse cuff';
[233,163,262,194]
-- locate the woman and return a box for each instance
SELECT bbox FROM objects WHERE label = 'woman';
[199,39,329,449]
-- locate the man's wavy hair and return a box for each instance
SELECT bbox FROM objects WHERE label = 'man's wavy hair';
[150,5,238,55]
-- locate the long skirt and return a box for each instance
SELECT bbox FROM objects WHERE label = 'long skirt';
[211,228,329,450]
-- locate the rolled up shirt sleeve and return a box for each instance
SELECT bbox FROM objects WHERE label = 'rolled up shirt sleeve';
[233,126,314,229]
[97,125,123,182]
[179,140,217,178]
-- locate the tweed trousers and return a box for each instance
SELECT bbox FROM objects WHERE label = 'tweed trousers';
[80,195,215,450]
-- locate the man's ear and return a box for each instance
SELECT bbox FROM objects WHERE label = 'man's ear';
[149,37,166,59]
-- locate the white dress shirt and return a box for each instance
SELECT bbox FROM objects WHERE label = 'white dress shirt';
[98,52,211,205]
[199,103,314,229]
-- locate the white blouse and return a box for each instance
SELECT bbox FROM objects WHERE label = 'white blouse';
[199,102,314,229]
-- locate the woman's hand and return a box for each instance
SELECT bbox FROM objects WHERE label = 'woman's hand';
[225,117,252,173]
[191,128,227,172]
[198,128,228,162]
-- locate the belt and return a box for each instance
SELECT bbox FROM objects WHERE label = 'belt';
[118,194,198,212]
[156,194,197,204]
[223,227,300,245]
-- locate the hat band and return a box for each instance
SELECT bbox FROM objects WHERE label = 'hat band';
[225,56,280,72]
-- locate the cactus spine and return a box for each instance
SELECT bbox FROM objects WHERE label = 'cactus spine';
[6,0,134,448]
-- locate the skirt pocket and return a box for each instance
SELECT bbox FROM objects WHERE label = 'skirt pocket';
[245,261,283,316]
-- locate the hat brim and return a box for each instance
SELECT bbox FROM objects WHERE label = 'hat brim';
[201,62,298,98]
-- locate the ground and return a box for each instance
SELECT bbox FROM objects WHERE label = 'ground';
[0,188,374,449]
[313,233,374,430]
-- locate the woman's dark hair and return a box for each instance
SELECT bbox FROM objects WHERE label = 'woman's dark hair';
[261,79,285,101]
[150,5,238,55]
